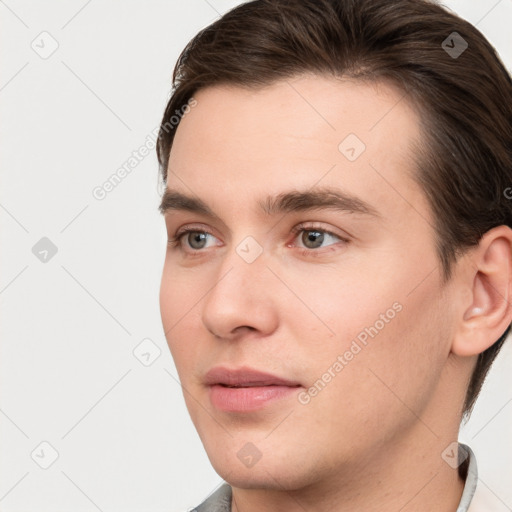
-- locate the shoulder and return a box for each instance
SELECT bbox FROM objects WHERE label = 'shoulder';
[190,482,232,512]
[460,444,505,512]
[467,480,508,512]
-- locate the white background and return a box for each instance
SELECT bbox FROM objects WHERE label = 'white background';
[1,1,511,511]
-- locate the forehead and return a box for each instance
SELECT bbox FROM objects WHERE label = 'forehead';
[166,75,429,225]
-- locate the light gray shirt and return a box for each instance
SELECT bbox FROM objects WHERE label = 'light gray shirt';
[192,444,480,512]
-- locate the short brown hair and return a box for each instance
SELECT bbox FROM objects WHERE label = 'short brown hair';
[156,0,512,416]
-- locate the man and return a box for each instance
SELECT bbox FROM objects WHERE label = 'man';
[157,0,512,510]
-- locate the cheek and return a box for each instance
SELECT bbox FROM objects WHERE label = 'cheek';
[286,259,447,407]
[353,279,449,417]
[278,260,403,352]
[159,263,203,366]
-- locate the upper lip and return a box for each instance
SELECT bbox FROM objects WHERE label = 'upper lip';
[204,366,301,387]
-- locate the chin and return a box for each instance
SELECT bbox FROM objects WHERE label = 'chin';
[220,471,281,490]
[203,443,320,491]
[214,464,307,491]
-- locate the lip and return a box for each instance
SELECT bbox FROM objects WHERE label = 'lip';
[204,366,301,387]
[205,366,302,412]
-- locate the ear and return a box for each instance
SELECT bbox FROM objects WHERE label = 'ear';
[451,225,512,357]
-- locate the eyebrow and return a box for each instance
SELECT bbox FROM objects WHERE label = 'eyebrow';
[159,187,380,219]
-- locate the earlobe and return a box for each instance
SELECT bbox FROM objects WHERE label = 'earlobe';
[452,226,512,357]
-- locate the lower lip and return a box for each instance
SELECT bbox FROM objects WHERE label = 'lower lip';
[209,384,300,412]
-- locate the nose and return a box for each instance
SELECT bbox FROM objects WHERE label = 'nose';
[201,243,279,341]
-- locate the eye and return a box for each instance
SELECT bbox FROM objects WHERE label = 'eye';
[168,229,219,251]
[299,229,337,249]
[185,231,213,250]
[291,224,348,252]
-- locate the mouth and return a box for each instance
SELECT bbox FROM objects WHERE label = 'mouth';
[204,366,302,412]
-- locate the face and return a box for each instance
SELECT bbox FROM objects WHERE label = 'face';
[159,76,458,490]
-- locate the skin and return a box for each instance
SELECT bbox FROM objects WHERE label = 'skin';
[159,75,512,511]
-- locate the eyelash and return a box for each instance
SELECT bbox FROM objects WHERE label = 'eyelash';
[167,223,349,257]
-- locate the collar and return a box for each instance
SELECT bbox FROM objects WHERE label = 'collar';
[457,443,478,511]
